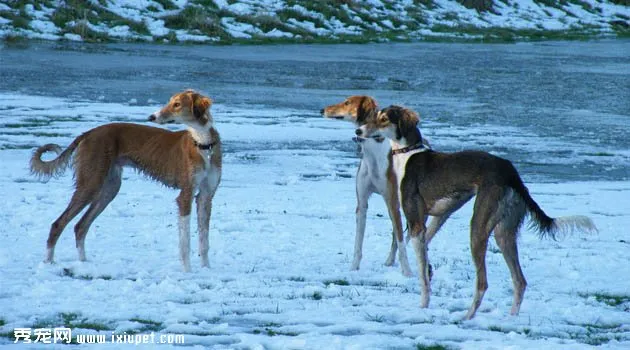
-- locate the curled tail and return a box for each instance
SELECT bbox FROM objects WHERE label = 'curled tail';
[514,181,597,240]
[30,135,84,181]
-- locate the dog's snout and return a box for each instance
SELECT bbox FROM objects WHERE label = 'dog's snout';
[148,114,156,122]
[320,108,325,115]
[355,128,363,136]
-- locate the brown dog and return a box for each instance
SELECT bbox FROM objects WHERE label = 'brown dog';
[358,105,597,319]
[30,90,222,272]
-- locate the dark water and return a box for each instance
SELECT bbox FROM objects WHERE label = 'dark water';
[1,40,629,182]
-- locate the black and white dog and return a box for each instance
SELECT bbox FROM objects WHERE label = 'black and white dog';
[357,105,597,319]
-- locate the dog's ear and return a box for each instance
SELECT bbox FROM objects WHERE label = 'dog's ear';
[192,93,212,120]
[393,106,419,140]
[357,96,377,124]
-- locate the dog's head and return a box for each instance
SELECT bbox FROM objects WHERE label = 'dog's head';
[321,95,378,126]
[149,90,213,126]
[356,105,420,143]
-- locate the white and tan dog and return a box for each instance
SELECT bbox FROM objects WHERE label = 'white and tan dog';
[322,96,431,277]
[30,90,222,272]
[358,105,597,319]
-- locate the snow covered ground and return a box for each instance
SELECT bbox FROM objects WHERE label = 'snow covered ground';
[0,92,629,349]
[0,0,628,43]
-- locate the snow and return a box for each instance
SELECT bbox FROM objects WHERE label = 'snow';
[0,92,628,348]
[144,18,170,37]
[0,0,628,42]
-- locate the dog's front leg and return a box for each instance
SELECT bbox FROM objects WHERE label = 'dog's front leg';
[177,187,193,273]
[403,194,431,308]
[409,223,430,308]
[352,171,371,271]
[384,181,412,276]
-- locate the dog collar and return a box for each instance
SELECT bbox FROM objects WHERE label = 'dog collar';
[391,142,427,155]
[194,140,216,150]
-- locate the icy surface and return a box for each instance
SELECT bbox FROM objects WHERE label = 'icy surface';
[0,92,628,348]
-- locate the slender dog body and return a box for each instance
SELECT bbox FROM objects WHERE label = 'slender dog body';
[359,105,597,319]
[30,90,221,272]
[322,96,434,276]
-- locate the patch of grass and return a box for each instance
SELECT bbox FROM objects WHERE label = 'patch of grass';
[442,11,459,21]
[458,0,498,14]
[323,279,350,287]
[416,344,451,350]
[67,21,111,42]
[364,312,386,323]
[0,9,28,29]
[277,8,326,29]
[252,327,299,337]
[73,321,111,331]
[51,0,149,40]
[579,292,630,307]
[154,0,178,10]
[192,0,219,8]
[130,318,163,332]
[1,33,29,43]
[60,268,111,281]
[162,5,227,39]
[429,24,601,42]
[12,15,30,30]
[355,280,392,288]
[566,321,625,345]
[413,0,437,9]
[60,312,80,325]
[292,0,356,24]
[311,291,323,300]
[593,293,630,307]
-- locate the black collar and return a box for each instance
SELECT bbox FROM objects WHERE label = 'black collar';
[391,142,427,155]
[193,140,216,150]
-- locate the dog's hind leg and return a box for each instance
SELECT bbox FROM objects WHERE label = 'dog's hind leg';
[494,192,527,316]
[495,223,527,316]
[45,191,93,263]
[45,152,103,263]
[73,165,122,262]
[464,187,502,320]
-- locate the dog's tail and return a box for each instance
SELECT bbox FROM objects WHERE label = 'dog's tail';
[30,134,85,181]
[512,179,597,240]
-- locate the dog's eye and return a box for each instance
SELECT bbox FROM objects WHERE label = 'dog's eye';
[173,102,181,108]
[344,101,350,106]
